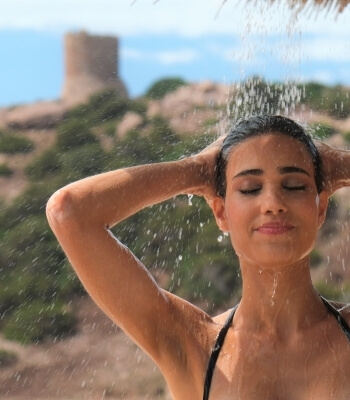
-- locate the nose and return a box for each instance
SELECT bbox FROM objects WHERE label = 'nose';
[260,188,287,215]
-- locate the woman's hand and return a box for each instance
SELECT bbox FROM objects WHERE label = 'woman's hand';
[191,135,225,203]
[316,141,350,196]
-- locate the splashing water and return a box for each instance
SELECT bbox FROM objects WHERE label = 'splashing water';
[271,273,278,306]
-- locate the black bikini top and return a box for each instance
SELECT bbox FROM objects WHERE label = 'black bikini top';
[203,296,350,400]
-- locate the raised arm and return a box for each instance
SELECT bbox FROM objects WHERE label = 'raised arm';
[317,141,350,196]
[46,139,222,371]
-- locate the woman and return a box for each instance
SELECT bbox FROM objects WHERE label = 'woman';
[46,114,350,399]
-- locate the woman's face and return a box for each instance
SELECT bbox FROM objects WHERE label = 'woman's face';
[212,133,328,269]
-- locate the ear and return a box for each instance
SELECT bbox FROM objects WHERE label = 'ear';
[317,191,328,228]
[211,196,230,232]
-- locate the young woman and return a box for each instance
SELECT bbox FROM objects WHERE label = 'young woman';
[46,115,350,399]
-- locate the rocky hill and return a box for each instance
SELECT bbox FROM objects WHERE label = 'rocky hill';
[1,80,350,399]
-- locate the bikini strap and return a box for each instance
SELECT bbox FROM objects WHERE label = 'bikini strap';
[203,304,239,400]
[320,295,350,343]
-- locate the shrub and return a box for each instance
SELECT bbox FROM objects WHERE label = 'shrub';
[64,103,93,124]
[145,77,187,100]
[57,119,98,151]
[300,82,350,119]
[310,248,323,268]
[90,91,129,122]
[314,281,343,301]
[308,122,336,139]
[343,131,350,142]
[0,349,17,367]
[302,82,326,106]
[0,214,60,272]
[0,163,13,177]
[65,90,130,126]
[0,178,67,234]
[0,132,34,154]
[128,98,148,116]
[2,300,76,344]
[103,120,117,137]
[25,148,62,180]
[12,181,60,219]
[60,143,106,179]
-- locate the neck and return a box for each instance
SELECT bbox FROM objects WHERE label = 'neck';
[235,257,327,339]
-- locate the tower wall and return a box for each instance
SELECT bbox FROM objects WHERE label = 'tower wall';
[62,31,127,104]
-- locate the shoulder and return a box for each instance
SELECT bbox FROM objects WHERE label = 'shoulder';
[212,307,237,325]
[328,300,350,325]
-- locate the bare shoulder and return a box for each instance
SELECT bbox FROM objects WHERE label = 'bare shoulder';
[328,300,350,325]
[212,308,236,325]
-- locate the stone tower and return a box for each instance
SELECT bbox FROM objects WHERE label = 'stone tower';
[62,31,128,104]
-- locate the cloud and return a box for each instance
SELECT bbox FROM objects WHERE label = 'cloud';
[120,48,145,60]
[154,49,198,65]
[121,47,198,65]
[302,35,350,62]
[1,0,350,37]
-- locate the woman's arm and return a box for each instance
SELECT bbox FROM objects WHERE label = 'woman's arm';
[317,142,350,195]
[46,141,221,370]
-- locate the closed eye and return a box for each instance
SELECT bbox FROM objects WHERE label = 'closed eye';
[283,185,306,191]
[239,188,261,195]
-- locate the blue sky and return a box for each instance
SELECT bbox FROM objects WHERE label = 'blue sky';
[0,0,350,107]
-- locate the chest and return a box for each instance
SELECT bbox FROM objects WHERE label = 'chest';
[209,330,350,400]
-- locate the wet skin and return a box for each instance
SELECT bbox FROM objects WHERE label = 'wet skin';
[209,134,350,399]
[46,132,350,400]
[213,133,327,269]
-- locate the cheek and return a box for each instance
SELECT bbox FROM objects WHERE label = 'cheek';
[224,199,253,241]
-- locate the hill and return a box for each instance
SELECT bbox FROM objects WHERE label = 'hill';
[1,78,350,398]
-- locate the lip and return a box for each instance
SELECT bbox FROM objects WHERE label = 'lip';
[255,222,294,235]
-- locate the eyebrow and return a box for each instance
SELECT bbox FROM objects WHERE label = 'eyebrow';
[233,166,310,179]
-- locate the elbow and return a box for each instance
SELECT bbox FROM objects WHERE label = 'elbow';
[46,188,75,230]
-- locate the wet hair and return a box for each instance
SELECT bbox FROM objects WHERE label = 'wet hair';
[216,114,323,197]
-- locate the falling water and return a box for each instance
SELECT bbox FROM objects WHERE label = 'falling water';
[220,0,327,123]
[2,1,350,399]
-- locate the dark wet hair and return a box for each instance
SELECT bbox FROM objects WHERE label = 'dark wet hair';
[216,115,323,197]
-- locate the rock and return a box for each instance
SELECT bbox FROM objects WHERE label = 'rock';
[116,112,144,138]
[147,82,231,135]
[0,101,69,130]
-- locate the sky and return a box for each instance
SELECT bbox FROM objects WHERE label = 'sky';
[0,0,350,107]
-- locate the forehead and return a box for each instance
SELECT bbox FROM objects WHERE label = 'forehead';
[227,133,314,174]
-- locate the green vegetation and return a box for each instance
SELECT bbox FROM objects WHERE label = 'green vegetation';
[0,131,34,154]
[65,90,130,124]
[0,349,17,367]
[0,88,239,344]
[308,122,336,139]
[229,77,350,120]
[300,82,350,119]
[2,79,350,344]
[0,163,13,177]
[145,77,187,100]
[314,281,344,301]
[310,248,323,268]
[2,300,76,344]
[57,119,98,151]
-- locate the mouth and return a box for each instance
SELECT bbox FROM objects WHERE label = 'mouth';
[255,222,294,235]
